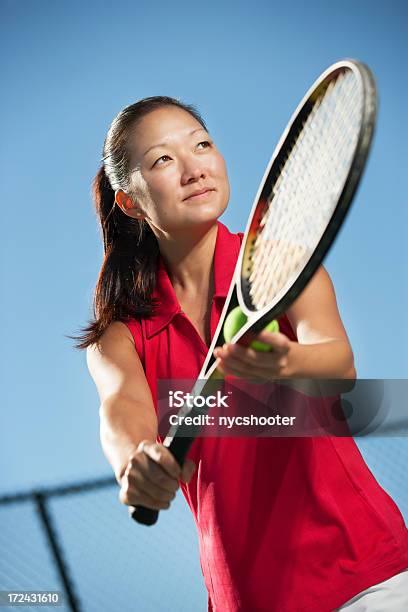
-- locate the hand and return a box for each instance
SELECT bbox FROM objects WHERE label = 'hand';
[214,330,293,380]
[119,440,196,511]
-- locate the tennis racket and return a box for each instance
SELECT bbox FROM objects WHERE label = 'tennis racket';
[132,58,377,525]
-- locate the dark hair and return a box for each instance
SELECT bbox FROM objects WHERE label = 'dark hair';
[71,96,207,349]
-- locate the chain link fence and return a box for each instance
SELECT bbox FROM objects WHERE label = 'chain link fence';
[0,477,206,612]
[1,438,407,612]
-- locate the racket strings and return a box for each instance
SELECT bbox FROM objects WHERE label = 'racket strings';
[247,69,364,310]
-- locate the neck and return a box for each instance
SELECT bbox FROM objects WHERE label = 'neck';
[155,222,218,292]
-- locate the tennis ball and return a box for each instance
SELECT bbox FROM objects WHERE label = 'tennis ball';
[250,319,280,352]
[223,306,248,342]
[224,308,280,352]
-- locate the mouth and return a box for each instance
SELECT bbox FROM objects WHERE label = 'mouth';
[183,188,216,201]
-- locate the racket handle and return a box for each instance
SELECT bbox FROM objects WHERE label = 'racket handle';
[130,505,158,526]
[130,436,196,526]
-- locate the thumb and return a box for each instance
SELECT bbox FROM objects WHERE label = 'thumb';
[181,459,196,484]
[256,330,290,354]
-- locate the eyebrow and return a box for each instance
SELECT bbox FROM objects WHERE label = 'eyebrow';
[142,128,207,157]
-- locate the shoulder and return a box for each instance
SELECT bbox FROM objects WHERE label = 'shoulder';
[86,320,144,385]
[86,320,136,362]
[105,320,136,344]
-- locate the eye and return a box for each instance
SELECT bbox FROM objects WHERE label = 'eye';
[196,140,212,149]
[153,154,172,167]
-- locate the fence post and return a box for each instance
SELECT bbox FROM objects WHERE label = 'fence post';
[35,493,81,612]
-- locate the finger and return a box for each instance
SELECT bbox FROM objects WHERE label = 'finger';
[254,331,290,353]
[223,365,266,380]
[216,357,263,379]
[134,455,180,494]
[125,445,180,494]
[139,440,182,479]
[130,469,178,502]
[180,459,196,484]
[215,345,248,365]
[215,353,254,376]
[216,338,288,365]
[219,351,271,375]
[226,345,289,374]
[219,353,286,379]
[218,359,263,380]
[225,344,271,365]
[119,485,172,510]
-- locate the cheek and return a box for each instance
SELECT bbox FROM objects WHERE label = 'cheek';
[213,153,229,182]
[141,172,182,224]
[213,155,230,200]
[148,171,178,202]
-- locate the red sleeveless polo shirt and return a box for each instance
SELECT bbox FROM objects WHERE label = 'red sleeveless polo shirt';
[122,222,408,612]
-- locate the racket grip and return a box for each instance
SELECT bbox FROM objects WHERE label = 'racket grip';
[130,505,158,526]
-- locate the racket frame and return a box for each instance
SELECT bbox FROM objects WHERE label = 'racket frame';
[200,59,377,379]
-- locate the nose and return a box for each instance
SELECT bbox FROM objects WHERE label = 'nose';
[180,155,207,185]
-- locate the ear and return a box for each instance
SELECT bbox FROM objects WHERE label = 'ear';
[115,189,145,219]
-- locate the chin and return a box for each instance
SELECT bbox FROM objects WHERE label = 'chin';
[187,193,228,220]
[187,204,227,227]
[159,196,228,233]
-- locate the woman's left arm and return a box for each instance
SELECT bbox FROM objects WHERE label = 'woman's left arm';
[214,266,356,380]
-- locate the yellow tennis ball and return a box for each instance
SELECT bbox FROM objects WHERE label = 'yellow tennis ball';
[250,319,280,352]
[223,306,248,343]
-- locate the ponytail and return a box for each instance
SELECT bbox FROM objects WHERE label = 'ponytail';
[70,166,159,349]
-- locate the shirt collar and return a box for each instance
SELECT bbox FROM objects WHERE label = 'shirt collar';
[145,221,241,338]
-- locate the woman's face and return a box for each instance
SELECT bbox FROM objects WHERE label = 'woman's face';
[124,106,230,235]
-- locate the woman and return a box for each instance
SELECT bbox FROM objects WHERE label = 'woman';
[78,97,408,611]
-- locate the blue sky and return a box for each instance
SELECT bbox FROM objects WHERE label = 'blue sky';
[1,0,407,608]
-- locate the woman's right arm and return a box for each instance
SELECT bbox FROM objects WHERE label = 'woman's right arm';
[86,321,195,511]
